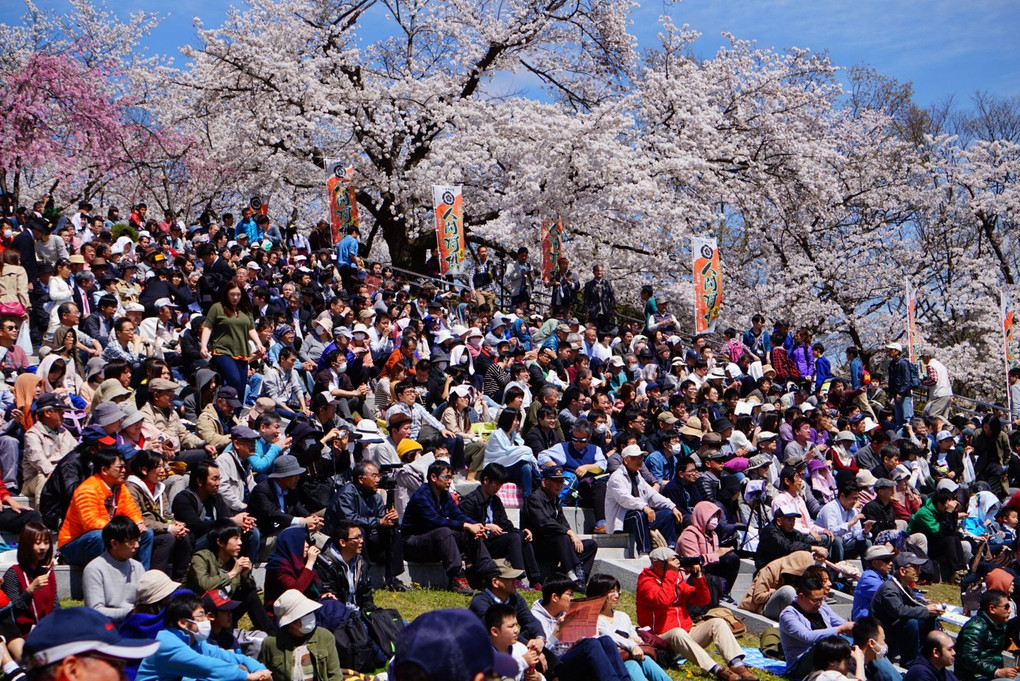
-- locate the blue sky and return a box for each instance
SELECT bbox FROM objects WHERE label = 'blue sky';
[2,0,1017,106]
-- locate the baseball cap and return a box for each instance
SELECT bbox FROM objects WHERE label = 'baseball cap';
[774,505,801,519]
[80,424,118,447]
[892,552,926,569]
[201,587,241,615]
[935,430,955,442]
[230,425,258,441]
[541,466,566,480]
[891,465,911,482]
[153,297,178,309]
[873,478,895,490]
[648,547,677,563]
[23,607,159,668]
[216,386,242,409]
[621,444,644,458]
[35,393,69,411]
[391,609,518,681]
[487,558,525,581]
[886,342,903,353]
[936,478,960,492]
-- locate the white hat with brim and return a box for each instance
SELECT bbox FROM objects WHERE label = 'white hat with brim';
[274,589,322,627]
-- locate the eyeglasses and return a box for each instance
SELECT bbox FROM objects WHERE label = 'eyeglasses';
[345,534,364,541]
[437,475,453,480]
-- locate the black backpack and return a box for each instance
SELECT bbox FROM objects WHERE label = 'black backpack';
[363,608,405,659]
[333,614,385,672]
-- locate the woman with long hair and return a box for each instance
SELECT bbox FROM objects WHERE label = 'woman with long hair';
[263,527,320,612]
[374,362,407,417]
[2,522,57,646]
[199,279,265,396]
[484,408,540,498]
[0,249,30,358]
[440,384,490,480]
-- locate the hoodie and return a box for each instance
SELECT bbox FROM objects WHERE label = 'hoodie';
[679,500,723,564]
[636,565,710,634]
[182,368,218,423]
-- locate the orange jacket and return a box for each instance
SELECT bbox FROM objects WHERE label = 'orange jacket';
[57,475,142,547]
[635,567,710,635]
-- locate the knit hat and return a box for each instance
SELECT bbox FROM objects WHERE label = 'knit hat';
[397,438,423,461]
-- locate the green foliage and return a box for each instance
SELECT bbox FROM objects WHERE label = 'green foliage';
[110,223,137,241]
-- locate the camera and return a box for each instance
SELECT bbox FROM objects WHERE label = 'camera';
[678,555,704,568]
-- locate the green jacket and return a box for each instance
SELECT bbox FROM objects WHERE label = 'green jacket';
[257,626,341,681]
[907,498,955,537]
[183,549,253,595]
[955,610,1005,681]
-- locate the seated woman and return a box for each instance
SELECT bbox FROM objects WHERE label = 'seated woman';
[258,589,342,680]
[680,501,741,603]
[127,449,192,581]
[1,522,57,658]
[136,591,271,681]
[440,384,490,481]
[184,520,275,634]
[484,408,540,498]
[586,573,673,681]
[263,526,320,612]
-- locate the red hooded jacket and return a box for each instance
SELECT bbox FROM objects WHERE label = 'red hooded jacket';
[636,565,710,634]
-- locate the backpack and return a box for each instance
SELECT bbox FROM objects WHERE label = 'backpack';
[908,362,922,390]
[333,613,386,673]
[759,626,784,660]
[363,608,405,659]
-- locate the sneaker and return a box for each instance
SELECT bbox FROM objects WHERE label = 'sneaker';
[572,579,587,594]
[593,521,607,535]
[720,593,736,604]
[385,580,410,592]
[450,577,473,595]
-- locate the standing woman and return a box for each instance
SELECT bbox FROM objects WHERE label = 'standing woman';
[790,328,815,385]
[200,279,265,396]
[2,522,58,651]
[0,250,31,358]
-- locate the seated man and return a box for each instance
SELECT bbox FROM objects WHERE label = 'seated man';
[82,515,145,623]
[907,488,967,583]
[460,462,542,588]
[852,545,896,620]
[248,455,324,542]
[22,392,77,504]
[904,631,959,681]
[140,377,216,463]
[529,574,631,681]
[954,589,1014,681]
[522,466,598,592]
[58,448,154,568]
[605,444,682,554]
[326,460,405,590]
[171,459,260,560]
[778,574,854,681]
[635,547,757,681]
[262,347,309,419]
[216,425,259,515]
[314,520,376,612]
[400,459,492,594]
[661,455,699,522]
[487,604,545,681]
[536,420,609,533]
[852,617,901,681]
[816,482,871,561]
[249,412,291,480]
[870,552,942,666]
[196,386,242,454]
[470,558,548,648]
[771,465,836,557]
[756,505,827,571]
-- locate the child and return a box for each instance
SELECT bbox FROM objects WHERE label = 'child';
[803,635,865,681]
[987,507,1018,555]
[487,603,544,681]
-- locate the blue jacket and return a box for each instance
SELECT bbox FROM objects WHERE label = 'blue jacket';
[645,450,676,483]
[852,568,888,620]
[336,235,360,268]
[888,357,912,397]
[136,627,265,681]
[743,328,771,356]
[850,357,865,390]
[814,356,832,393]
[401,483,471,537]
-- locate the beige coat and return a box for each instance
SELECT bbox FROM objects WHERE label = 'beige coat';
[738,550,816,614]
[0,264,29,310]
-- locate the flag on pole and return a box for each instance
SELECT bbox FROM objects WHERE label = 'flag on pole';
[1002,291,1017,415]
[433,185,465,275]
[326,160,357,246]
[541,217,564,284]
[692,236,722,334]
[905,279,918,363]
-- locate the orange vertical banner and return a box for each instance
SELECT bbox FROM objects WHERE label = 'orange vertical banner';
[433,185,465,275]
[692,236,722,334]
[541,217,564,284]
[327,160,358,246]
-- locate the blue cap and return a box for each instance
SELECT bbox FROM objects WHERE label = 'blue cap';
[541,466,566,480]
[24,607,159,668]
[391,609,518,680]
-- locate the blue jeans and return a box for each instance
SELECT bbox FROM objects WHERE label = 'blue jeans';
[624,657,672,681]
[193,527,261,562]
[558,636,630,681]
[623,508,679,554]
[893,395,914,427]
[886,617,936,666]
[506,460,540,498]
[61,528,153,569]
[212,354,249,398]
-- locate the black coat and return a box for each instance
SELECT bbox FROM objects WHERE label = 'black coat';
[249,479,310,535]
[325,481,387,535]
[521,488,569,539]
[314,542,376,611]
[755,522,815,571]
[171,488,234,539]
[459,487,514,532]
[39,450,90,531]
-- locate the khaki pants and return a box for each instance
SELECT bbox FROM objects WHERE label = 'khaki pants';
[474,289,496,311]
[661,617,744,671]
[22,474,46,507]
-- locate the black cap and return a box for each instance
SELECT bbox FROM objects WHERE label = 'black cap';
[216,386,242,409]
[36,392,69,411]
[541,466,566,480]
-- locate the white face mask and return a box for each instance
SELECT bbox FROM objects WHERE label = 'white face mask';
[671,444,683,455]
[706,517,720,532]
[336,362,348,373]
[595,424,608,435]
[191,619,212,642]
[872,641,888,659]
[298,612,317,635]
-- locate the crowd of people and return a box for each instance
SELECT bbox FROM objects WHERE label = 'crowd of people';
[0,196,1017,681]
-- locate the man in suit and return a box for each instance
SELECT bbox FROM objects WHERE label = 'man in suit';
[196,242,236,311]
[459,463,542,588]
[248,455,324,542]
